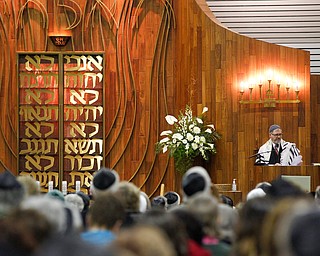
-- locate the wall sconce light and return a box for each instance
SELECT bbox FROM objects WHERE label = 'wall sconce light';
[49,35,71,47]
[239,70,300,108]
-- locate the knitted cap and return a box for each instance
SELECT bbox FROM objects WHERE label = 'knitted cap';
[269,124,281,133]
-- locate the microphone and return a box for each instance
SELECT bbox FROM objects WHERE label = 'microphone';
[248,150,271,159]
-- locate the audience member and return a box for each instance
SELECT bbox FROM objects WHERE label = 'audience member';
[288,209,320,256]
[110,225,176,256]
[139,191,151,213]
[76,191,91,228]
[171,207,211,256]
[46,189,65,202]
[81,192,125,246]
[260,197,315,256]
[91,167,120,198]
[20,195,81,235]
[181,166,212,203]
[246,188,266,201]
[16,175,40,197]
[0,170,24,218]
[151,195,168,210]
[216,203,238,245]
[113,181,141,228]
[232,197,274,256]
[137,209,188,256]
[65,193,85,213]
[34,234,108,256]
[187,194,231,256]
[255,181,272,194]
[0,208,52,256]
[164,191,181,210]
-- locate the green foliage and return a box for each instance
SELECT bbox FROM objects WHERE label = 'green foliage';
[155,105,221,173]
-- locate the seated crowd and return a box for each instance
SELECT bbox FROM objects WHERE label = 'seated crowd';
[0,166,319,256]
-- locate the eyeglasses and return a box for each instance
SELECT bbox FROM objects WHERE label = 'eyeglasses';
[271,133,283,137]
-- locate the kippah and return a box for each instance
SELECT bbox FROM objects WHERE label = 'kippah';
[164,191,180,205]
[182,173,205,196]
[92,167,119,194]
[93,169,115,189]
[0,170,22,190]
[269,124,280,133]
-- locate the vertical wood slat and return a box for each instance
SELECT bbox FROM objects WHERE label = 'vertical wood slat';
[0,0,314,200]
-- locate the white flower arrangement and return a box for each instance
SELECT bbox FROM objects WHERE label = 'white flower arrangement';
[156,105,221,173]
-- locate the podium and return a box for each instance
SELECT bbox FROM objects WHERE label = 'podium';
[252,165,320,193]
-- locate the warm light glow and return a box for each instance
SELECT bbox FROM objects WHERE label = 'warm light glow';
[286,77,291,89]
[240,81,245,92]
[248,78,254,89]
[266,69,274,80]
[239,70,301,107]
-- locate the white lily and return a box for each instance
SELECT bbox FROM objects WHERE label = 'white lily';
[163,146,168,153]
[172,133,184,140]
[196,118,203,124]
[205,128,212,133]
[202,107,208,114]
[159,137,170,143]
[165,115,178,125]
[207,124,215,130]
[160,130,173,136]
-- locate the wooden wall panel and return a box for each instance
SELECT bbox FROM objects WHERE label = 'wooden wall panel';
[0,0,313,199]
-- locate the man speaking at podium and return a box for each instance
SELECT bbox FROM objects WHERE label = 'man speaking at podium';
[255,124,302,166]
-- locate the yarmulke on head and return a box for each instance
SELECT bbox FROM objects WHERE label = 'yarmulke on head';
[0,170,22,190]
[164,191,181,209]
[0,170,24,217]
[92,167,119,197]
[182,166,212,202]
[269,124,281,133]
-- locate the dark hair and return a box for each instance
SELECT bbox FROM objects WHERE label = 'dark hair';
[88,192,125,229]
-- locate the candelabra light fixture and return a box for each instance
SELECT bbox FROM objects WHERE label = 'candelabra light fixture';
[239,70,301,108]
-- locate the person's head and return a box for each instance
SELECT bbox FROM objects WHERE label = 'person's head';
[216,203,238,244]
[151,196,167,211]
[269,124,283,144]
[138,209,188,256]
[186,194,219,237]
[16,175,40,197]
[0,208,53,254]
[0,170,24,218]
[113,181,140,212]
[20,195,71,235]
[181,166,212,203]
[139,191,151,213]
[164,191,181,210]
[91,167,120,198]
[64,193,85,213]
[110,224,176,256]
[87,192,125,232]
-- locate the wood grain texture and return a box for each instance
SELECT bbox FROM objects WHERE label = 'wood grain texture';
[0,0,315,199]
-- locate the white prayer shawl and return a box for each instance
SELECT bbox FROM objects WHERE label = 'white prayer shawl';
[255,139,302,166]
